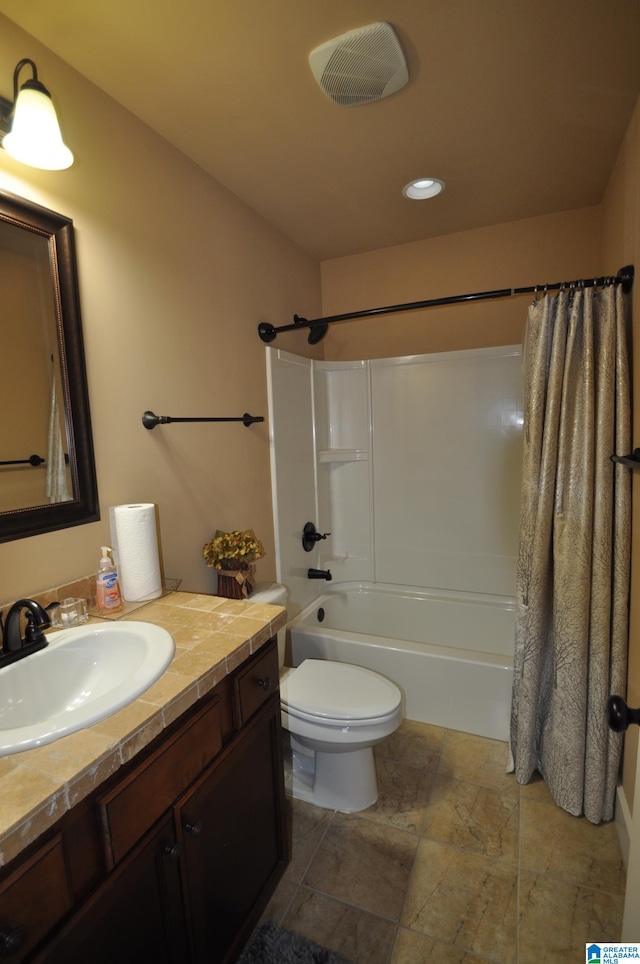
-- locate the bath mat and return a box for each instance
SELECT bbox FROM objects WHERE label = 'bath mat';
[236,921,350,964]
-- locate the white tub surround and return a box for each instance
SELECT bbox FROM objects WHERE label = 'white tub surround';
[266,344,523,608]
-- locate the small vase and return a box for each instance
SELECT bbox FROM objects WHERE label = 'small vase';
[217,567,254,599]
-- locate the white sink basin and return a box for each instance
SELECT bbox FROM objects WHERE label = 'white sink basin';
[0,621,175,756]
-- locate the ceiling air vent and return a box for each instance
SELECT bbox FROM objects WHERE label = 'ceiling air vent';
[309,22,408,107]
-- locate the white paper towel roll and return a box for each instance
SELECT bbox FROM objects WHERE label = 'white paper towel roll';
[110,503,162,601]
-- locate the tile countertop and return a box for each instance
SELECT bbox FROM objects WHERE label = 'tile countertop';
[0,591,286,868]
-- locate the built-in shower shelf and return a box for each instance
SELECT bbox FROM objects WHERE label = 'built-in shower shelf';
[317,448,369,463]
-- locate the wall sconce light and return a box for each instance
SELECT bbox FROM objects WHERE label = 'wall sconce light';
[0,58,73,170]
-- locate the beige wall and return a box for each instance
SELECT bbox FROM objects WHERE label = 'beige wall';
[0,14,322,601]
[602,93,640,809]
[319,206,602,360]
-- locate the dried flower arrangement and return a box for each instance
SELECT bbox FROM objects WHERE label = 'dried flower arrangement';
[203,529,265,598]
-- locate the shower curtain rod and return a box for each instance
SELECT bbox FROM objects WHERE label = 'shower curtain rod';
[257,264,635,345]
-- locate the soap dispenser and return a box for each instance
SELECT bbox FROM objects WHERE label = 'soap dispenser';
[96,546,123,613]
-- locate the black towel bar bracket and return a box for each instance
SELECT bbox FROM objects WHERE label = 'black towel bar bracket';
[607,695,640,732]
[142,411,264,430]
[0,454,45,467]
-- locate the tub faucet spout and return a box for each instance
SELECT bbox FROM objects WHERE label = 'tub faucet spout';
[307,568,332,580]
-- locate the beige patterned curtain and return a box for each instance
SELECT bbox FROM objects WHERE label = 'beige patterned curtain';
[508,283,631,824]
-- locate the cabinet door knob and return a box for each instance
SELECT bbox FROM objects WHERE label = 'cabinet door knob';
[184,819,203,837]
[257,676,272,691]
[0,925,27,956]
[162,842,183,863]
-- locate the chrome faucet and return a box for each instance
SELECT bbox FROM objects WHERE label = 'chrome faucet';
[0,599,50,668]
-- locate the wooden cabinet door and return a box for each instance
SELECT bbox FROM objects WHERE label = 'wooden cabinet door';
[34,815,188,964]
[177,696,288,963]
[0,835,71,962]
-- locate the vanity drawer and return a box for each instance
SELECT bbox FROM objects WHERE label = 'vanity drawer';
[233,640,279,727]
[98,697,222,868]
[0,833,71,960]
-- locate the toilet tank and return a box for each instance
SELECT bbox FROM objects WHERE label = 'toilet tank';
[249,583,288,667]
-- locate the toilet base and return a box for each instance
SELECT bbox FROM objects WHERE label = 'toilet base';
[287,734,378,812]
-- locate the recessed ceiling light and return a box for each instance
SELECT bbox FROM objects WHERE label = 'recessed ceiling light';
[402,178,445,200]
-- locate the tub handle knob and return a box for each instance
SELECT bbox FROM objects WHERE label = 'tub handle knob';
[302,522,331,552]
[606,695,640,732]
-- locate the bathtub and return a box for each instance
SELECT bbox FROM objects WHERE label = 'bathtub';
[288,582,515,742]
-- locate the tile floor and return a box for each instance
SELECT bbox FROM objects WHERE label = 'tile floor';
[261,721,626,963]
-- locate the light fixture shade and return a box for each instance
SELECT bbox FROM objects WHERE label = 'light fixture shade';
[3,86,73,170]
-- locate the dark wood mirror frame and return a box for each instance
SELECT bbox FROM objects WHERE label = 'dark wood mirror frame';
[0,190,99,542]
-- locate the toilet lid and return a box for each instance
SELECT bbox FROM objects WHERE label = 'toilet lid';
[280,659,401,723]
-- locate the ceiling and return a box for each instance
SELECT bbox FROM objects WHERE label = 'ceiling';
[1,0,639,261]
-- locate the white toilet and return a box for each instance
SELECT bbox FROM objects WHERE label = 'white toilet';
[250,583,403,812]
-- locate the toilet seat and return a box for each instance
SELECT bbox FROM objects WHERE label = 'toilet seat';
[280,659,401,727]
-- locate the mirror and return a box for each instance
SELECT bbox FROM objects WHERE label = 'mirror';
[0,189,98,542]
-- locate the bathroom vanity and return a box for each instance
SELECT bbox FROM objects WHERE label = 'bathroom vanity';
[0,593,289,963]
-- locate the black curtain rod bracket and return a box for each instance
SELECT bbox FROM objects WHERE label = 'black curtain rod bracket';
[258,265,634,345]
[611,449,640,472]
[142,411,264,430]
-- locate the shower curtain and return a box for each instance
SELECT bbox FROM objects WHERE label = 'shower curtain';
[508,283,631,824]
